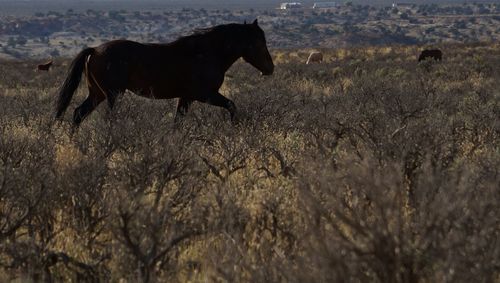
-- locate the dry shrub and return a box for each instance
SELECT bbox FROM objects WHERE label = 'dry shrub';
[0,42,499,282]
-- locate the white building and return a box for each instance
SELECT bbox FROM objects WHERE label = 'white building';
[313,2,338,9]
[279,2,303,9]
[392,3,413,8]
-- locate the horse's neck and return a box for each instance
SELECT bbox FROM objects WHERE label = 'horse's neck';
[192,31,244,72]
[218,38,244,73]
[175,31,245,72]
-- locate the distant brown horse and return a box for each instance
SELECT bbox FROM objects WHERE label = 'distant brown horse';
[306,51,323,64]
[418,49,442,62]
[55,20,274,125]
[37,60,53,71]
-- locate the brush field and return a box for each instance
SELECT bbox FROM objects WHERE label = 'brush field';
[0,43,499,282]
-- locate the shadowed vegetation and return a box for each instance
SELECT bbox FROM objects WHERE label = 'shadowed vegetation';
[0,43,499,282]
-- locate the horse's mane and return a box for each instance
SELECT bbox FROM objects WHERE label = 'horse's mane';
[195,23,243,36]
[174,23,246,45]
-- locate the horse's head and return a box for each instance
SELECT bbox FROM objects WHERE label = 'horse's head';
[241,20,274,76]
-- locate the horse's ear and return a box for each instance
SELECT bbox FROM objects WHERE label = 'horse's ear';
[253,19,258,26]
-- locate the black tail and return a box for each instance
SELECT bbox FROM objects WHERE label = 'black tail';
[55,48,95,119]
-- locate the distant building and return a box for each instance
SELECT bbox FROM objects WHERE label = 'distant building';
[313,2,338,9]
[392,3,413,8]
[279,2,303,9]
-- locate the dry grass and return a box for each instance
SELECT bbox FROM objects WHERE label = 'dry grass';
[0,42,499,282]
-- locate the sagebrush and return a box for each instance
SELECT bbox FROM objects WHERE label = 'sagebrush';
[0,43,499,282]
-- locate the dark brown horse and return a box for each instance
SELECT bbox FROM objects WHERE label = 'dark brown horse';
[55,20,274,125]
[418,49,442,62]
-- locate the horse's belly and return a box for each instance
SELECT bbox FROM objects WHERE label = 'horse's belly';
[127,69,196,99]
[127,87,176,99]
[127,80,185,99]
[125,61,217,100]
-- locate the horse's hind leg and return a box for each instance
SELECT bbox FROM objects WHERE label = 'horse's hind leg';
[103,73,127,110]
[174,98,193,122]
[87,56,127,110]
[73,90,105,126]
[102,87,126,116]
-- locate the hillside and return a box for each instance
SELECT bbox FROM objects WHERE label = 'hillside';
[0,0,497,15]
[1,3,499,59]
[0,43,499,282]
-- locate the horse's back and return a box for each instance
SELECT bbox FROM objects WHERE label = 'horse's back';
[94,40,152,60]
[88,39,196,99]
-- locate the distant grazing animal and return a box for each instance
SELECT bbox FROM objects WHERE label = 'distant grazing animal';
[55,20,274,126]
[37,60,53,71]
[418,49,442,62]
[306,51,323,64]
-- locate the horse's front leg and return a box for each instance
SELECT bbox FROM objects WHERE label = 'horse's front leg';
[202,91,236,121]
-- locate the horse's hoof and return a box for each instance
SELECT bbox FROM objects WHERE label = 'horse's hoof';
[230,112,241,125]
